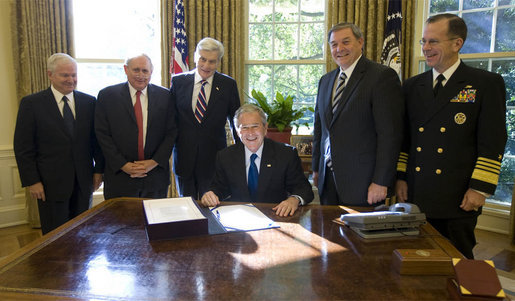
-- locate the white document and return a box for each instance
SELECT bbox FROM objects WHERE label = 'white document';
[212,204,279,232]
[143,197,206,224]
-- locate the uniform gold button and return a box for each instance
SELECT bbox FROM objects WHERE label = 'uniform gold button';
[415,167,421,172]
[436,169,441,174]
[440,127,446,133]
[419,127,424,132]
[416,147,422,152]
[437,148,443,153]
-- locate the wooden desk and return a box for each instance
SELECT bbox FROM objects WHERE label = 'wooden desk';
[0,198,462,300]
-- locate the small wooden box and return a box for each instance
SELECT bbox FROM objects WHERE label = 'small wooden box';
[392,248,453,275]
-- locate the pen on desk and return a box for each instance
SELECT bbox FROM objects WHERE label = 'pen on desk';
[216,210,220,220]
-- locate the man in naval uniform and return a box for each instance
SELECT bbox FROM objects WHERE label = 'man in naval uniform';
[396,14,507,259]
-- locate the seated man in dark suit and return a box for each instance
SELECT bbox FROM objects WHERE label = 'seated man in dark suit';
[201,104,314,216]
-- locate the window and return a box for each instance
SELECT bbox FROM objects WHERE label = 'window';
[72,0,161,97]
[421,0,515,204]
[246,0,326,134]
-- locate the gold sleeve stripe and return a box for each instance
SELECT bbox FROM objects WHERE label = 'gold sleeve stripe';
[471,168,500,185]
[475,166,501,175]
[397,152,408,172]
[477,157,502,168]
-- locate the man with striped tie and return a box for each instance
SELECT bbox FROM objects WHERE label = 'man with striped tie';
[312,23,404,206]
[171,37,240,200]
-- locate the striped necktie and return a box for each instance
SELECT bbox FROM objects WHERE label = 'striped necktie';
[194,80,208,123]
[332,72,347,114]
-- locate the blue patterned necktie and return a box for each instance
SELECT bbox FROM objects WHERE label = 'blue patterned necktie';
[248,153,258,198]
[62,96,74,136]
[194,80,208,123]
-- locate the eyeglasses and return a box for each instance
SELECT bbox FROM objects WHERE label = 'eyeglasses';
[419,38,458,46]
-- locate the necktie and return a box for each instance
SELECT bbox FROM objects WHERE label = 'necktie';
[62,96,74,136]
[248,153,258,198]
[134,91,144,160]
[332,72,347,114]
[434,74,445,97]
[194,80,208,123]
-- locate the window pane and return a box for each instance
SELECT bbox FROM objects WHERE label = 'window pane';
[492,59,515,105]
[299,23,324,60]
[498,0,514,5]
[300,0,324,21]
[463,0,494,9]
[275,24,298,60]
[495,8,515,52]
[273,65,299,98]
[461,11,493,53]
[76,63,125,97]
[429,0,459,13]
[249,24,274,60]
[275,0,298,22]
[73,0,160,60]
[247,65,273,100]
[249,0,273,22]
[489,59,515,204]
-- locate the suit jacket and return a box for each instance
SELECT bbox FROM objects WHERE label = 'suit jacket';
[397,62,507,219]
[210,138,314,204]
[312,56,404,205]
[95,82,176,199]
[14,88,104,211]
[171,71,240,179]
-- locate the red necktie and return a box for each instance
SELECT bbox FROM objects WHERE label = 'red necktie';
[134,91,144,160]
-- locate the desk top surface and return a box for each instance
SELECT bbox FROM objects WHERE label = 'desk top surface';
[0,198,461,300]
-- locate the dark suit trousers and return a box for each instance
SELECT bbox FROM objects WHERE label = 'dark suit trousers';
[176,159,214,200]
[320,167,341,205]
[427,216,478,259]
[37,176,88,235]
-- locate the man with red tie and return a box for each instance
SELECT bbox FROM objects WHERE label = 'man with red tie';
[95,54,177,199]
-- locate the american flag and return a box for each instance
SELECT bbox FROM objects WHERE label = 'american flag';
[171,0,189,76]
[380,0,402,80]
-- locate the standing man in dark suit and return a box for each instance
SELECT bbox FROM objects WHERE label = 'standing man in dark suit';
[14,53,104,234]
[95,54,176,199]
[312,23,404,206]
[396,14,507,258]
[171,37,240,200]
[201,104,313,216]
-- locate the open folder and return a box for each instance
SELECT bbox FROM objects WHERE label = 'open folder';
[208,203,279,232]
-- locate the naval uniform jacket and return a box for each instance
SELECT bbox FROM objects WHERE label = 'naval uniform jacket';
[397,62,507,219]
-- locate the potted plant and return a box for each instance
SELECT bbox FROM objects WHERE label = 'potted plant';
[248,89,313,144]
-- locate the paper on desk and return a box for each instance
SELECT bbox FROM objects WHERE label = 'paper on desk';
[143,197,205,224]
[212,204,279,232]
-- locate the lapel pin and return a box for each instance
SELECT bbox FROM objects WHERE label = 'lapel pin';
[216,87,220,91]
[267,164,271,167]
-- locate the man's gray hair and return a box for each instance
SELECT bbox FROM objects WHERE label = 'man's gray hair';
[327,22,364,41]
[194,37,224,62]
[47,53,76,73]
[234,103,268,128]
[125,53,154,71]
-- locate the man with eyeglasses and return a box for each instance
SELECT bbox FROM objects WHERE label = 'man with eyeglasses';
[200,104,313,217]
[396,14,507,259]
[95,54,177,199]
